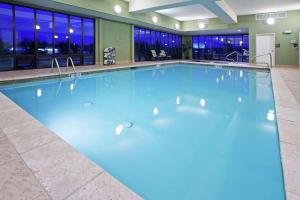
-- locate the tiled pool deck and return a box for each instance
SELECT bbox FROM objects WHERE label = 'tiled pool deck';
[0,61,299,200]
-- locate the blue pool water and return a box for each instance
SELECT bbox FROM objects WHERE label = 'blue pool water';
[1,64,284,200]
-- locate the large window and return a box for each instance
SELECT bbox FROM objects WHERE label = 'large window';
[192,34,249,62]
[0,3,95,71]
[0,3,13,71]
[134,27,182,62]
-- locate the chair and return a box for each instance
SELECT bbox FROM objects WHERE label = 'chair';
[151,50,164,60]
[160,50,172,60]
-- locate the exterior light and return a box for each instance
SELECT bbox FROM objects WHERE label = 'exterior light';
[35,25,40,30]
[175,23,180,30]
[54,35,58,39]
[152,16,158,23]
[69,28,74,33]
[266,18,275,25]
[198,23,205,29]
[114,5,122,14]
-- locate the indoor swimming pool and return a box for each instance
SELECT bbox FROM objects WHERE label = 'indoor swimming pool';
[0,63,285,200]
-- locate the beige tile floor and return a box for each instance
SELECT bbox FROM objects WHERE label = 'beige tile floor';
[0,61,299,200]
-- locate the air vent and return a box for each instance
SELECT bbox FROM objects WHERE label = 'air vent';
[256,11,287,21]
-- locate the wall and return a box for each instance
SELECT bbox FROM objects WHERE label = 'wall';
[96,19,133,65]
[182,10,300,67]
[47,0,181,31]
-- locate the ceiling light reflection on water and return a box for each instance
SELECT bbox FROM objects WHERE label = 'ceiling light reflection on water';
[0,64,284,200]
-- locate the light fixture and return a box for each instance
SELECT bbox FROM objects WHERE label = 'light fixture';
[152,16,158,23]
[198,23,205,29]
[69,28,74,34]
[114,5,122,14]
[54,35,58,39]
[175,23,180,30]
[266,18,275,25]
[35,25,40,30]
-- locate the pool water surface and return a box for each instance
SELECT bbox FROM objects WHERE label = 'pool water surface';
[0,64,285,200]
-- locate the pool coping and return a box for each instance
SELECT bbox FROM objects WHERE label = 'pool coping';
[0,61,299,199]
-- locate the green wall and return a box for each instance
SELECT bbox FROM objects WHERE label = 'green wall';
[182,10,300,67]
[49,0,181,30]
[96,19,133,65]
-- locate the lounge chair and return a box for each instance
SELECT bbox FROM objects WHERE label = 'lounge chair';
[159,50,172,60]
[151,50,164,60]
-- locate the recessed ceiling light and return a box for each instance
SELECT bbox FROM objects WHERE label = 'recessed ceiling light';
[114,5,122,14]
[198,23,205,29]
[175,23,180,30]
[152,16,158,23]
[266,18,275,25]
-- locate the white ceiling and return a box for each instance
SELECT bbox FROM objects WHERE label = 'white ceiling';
[226,0,300,16]
[125,0,300,21]
[157,4,216,21]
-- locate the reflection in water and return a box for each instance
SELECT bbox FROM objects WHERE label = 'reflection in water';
[115,124,124,135]
[153,107,159,116]
[36,88,42,97]
[267,110,275,121]
[216,78,219,83]
[238,97,242,103]
[70,83,75,91]
[200,98,206,107]
[240,70,243,78]
[176,96,180,105]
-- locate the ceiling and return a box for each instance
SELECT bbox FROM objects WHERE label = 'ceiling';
[125,0,300,21]
[157,4,216,21]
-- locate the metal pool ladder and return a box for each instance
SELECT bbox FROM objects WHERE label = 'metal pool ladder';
[66,57,77,74]
[51,57,61,75]
[251,53,273,68]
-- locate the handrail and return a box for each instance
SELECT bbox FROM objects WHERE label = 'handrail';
[251,53,273,68]
[226,51,239,62]
[51,58,61,75]
[66,57,77,73]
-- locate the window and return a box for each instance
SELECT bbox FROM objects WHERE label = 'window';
[36,10,53,56]
[15,6,35,69]
[54,13,68,56]
[192,34,249,62]
[70,16,82,55]
[83,18,94,65]
[0,3,95,71]
[0,3,13,71]
[134,27,182,61]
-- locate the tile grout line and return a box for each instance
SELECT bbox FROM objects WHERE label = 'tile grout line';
[0,133,54,200]
[280,141,300,149]
[62,171,105,200]
[18,152,54,200]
